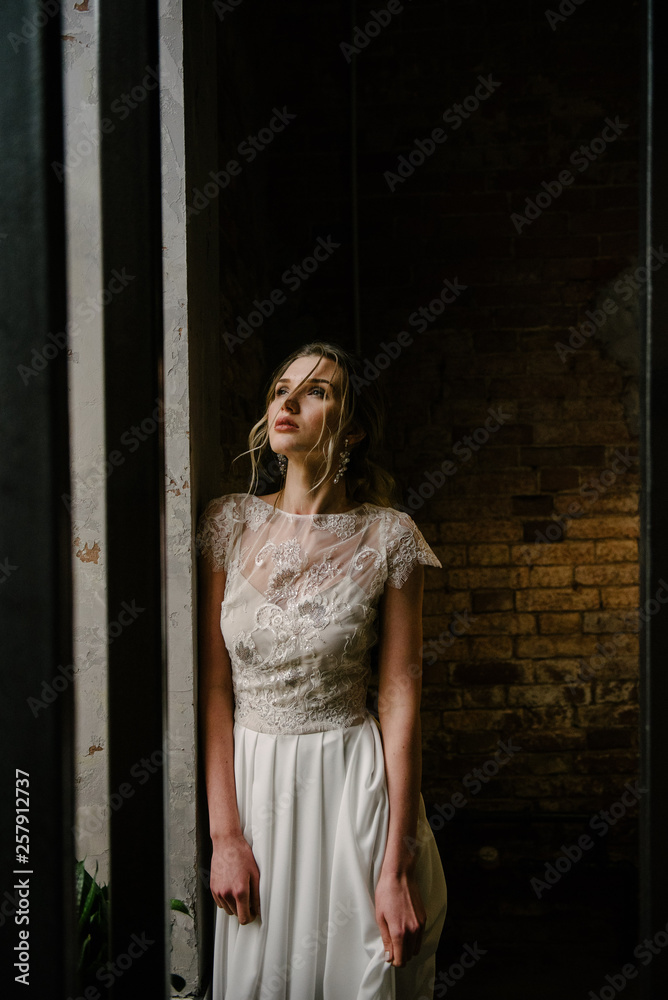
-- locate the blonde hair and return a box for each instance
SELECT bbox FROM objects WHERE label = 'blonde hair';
[233,341,400,508]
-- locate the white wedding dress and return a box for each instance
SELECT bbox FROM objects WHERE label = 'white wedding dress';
[196,492,447,1000]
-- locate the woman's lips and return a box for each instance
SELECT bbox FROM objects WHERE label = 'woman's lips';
[275,422,298,430]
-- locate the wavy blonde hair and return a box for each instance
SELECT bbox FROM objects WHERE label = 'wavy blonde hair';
[233,341,400,509]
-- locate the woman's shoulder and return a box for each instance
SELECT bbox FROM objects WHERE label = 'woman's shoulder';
[199,491,276,529]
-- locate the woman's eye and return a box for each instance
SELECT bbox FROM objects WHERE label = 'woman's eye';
[275,386,326,397]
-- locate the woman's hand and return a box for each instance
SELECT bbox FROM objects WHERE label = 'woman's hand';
[210,832,261,925]
[375,868,426,967]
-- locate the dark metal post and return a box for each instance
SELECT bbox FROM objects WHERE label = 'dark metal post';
[639,0,668,995]
[98,4,169,996]
[0,1,76,997]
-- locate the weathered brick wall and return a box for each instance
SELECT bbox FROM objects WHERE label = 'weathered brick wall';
[351,0,641,835]
[215,0,642,840]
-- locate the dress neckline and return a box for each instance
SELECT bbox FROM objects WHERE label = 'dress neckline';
[254,495,368,518]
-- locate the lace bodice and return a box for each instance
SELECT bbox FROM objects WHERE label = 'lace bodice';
[196,492,442,735]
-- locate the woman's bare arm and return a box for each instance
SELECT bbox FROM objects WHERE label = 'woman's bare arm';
[198,553,262,923]
[376,562,425,875]
[373,562,427,967]
[198,556,242,840]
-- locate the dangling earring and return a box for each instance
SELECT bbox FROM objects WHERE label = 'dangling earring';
[333,437,350,484]
[276,453,287,476]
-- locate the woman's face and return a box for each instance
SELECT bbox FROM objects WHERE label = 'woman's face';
[267,354,346,461]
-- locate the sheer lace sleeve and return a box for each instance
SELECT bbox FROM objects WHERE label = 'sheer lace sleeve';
[196,495,236,573]
[385,510,442,589]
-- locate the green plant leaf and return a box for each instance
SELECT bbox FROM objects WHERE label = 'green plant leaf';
[170,898,190,916]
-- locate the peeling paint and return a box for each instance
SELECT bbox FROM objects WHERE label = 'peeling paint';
[74,537,101,563]
[87,744,103,756]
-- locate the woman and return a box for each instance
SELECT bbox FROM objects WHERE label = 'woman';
[197,341,447,999]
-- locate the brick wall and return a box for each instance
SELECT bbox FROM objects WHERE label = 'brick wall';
[215,0,641,845]
[353,0,641,839]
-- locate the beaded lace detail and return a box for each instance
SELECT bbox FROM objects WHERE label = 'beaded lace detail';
[196,493,442,734]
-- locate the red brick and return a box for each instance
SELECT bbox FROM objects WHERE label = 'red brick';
[441,709,525,731]
[563,399,625,420]
[450,661,531,685]
[507,684,591,708]
[518,730,587,751]
[512,540,595,566]
[581,611,631,633]
[511,494,554,517]
[515,587,600,611]
[578,374,625,396]
[533,659,583,683]
[595,680,638,703]
[555,493,638,516]
[578,705,639,727]
[595,540,639,562]
[566,516,639,540]
[472,589,515,613]
[538,613,582,634]
[428,545,467,567]
[468,612,537,634]
[586,728,636,750]
[469,544,510,566]
[462,687,508,708]
[600,586,640,608]
[528,566,574,587]
[515,635,602,658]
[533,422,580,445]
[448,567,529,589]
[576,421,632,444]
[471,636,514,659]
[520,445,607,467]
[572,752,639,774]
[540,467,581,491]
[441,520,523,542]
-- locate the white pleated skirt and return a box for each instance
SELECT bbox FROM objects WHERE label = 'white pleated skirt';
[211,712,447,1000]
